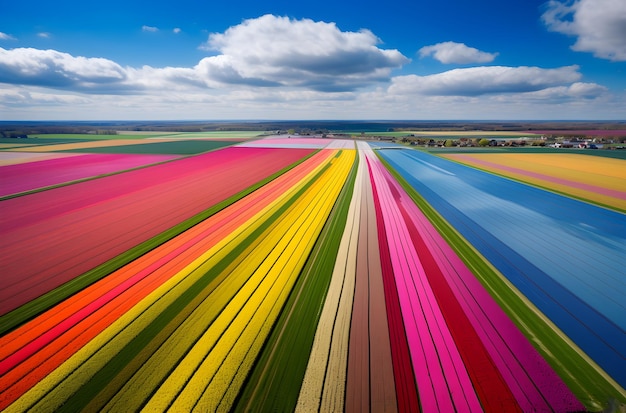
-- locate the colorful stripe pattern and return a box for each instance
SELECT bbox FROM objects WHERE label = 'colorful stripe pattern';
[377,147,625,409]
[0,138,623,412]
[0,147,314,317]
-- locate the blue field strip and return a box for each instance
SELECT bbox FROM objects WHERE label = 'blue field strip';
[450,184,626,322]
[378,148,626,388]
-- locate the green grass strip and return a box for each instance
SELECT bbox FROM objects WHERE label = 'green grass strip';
[61,140,233,155]
[232,150,358,413]
[0,150,319,336]
[376,152,625,412]
[27,134,165,140]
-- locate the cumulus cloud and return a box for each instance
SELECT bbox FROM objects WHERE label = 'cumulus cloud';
[142,25,159,33]
[0,32,16,41]
[542,0,626,61]
[195,55,281,88]
[200,14,409,91]
[124,65,200,90]
[173,28,181,34]
[37,32,51,39]
[522,82,608,100]
[0,47,128,90]
[0,87,91,106]
[0,45,596,106]
[419,41,498,64]
[389,65,582,96]
[0,16,410,95]
[566,81,608,98]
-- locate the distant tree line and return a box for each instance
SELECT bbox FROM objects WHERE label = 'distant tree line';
[0,131,28,139]
[0,126,94,135]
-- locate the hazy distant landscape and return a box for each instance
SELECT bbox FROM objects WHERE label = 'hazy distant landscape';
[2,120,626,135]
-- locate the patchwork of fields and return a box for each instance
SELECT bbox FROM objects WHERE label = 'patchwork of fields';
[0,134,624,412]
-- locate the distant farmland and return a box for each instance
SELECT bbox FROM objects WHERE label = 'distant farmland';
[0,133,624,412]
[531,129,626,137]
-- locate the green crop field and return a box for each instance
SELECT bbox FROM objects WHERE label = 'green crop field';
[62,140,235,155]
[28,133,173,140]
[164,131,265,139]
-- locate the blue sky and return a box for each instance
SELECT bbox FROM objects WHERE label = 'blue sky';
[1,0,625,120]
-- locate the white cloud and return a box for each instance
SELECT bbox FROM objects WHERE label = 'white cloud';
[511,82,608,102]
[0,47,128,90]
[200,14,409,91]
[0,79,626,120]
[542,0,626,61]
[0,32,17,41]
[388,65,582,96]
[37,32,51,39]
[3,82,619,121]
[0,87,91,106]
[419,41,498,64]
[142,25,159,33]
[566,81,608,98]
[0,45,610,119]
[173,28,181,34]
[126,65,204,90]
[0,16,409,95]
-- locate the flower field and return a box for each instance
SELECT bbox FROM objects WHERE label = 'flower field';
[0,136,624,412]
[0,153,179,197]
[441,153,626,211]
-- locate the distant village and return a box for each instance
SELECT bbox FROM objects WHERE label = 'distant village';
[379,135,621,149]
[274,129,626,150]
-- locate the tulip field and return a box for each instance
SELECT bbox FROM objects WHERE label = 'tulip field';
[441,153,626,211]
[0,134,625,412]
